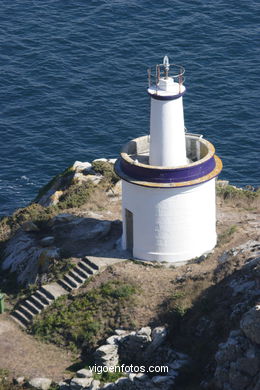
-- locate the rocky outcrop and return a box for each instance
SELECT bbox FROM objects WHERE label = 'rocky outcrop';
[1,212,113,285]
[2,229,60,285]
[214,326,260,390]
[36,159,120,207]
[212,244,260,390]
[240,305,260,345]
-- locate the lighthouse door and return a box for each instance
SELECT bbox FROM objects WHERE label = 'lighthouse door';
[125,209,133,254]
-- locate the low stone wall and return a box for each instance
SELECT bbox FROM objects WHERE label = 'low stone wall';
[22,326,189,390]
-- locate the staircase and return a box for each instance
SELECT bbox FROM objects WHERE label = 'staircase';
[11,257,99,328]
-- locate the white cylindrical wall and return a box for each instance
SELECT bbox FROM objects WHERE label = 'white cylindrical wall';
[149,96,187,167]
[121,179,217,264]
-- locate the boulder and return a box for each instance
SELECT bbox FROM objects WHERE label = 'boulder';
[95,344,118,356]
[28,377,52,390]
[144,327,167,357]
[70,377,92,389]
[137,327,152,339]
[72,161,92,172]
[76,368,93,378]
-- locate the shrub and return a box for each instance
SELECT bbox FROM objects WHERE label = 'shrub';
[57,181,95,209]
[92,161,119,185]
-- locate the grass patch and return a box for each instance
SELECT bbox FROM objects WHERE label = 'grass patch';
[30,280,138,353]
[92,370,126,384]
[217,224,237,245]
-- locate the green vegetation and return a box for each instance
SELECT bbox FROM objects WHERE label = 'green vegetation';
[0,369,19,390]
[0,203,57,243]
[217,224,237,245]
[92,161,119,185]
[30,281,138,352]
[92,370,126,384]
[216,183,259,201]
[57,181,95,209]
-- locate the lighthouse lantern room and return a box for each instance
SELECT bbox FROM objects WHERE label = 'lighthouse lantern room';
[115,57,222,264]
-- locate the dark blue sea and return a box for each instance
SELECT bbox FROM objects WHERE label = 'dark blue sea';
[0,0,259,216]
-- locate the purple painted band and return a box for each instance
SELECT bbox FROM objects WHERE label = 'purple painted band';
[147,89,186,101]
[116,155,216,183]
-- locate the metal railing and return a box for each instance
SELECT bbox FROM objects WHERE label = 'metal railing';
[147,56,185,93]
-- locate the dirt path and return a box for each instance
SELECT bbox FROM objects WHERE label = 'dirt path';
[0,314,74,381]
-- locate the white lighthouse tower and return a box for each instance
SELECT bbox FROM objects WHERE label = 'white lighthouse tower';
[115,57,222,264]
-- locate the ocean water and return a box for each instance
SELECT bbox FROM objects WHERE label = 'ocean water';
[0,0,259,216]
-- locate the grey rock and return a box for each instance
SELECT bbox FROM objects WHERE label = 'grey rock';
[28,377,52,390]
[240,305,260,344]
[52,218,111,254]
[106,335,121,345]
[218,251,230,264]
[144,327,167,357]
[95,344,118,356]
[230,280,256,296]
[58,382,70,390]
[137,327,152,339]
[70,377,92,389]
[89,379,100,390]
[40,236,55,247]
[72,161,92,172]
[76,369,93,378]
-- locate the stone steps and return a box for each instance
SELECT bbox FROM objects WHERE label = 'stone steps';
[10,257,99,328]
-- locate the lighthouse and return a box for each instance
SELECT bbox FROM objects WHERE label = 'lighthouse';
[115,57,222,264]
